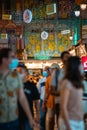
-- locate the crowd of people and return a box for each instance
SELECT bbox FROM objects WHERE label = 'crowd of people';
[0,48,87,130]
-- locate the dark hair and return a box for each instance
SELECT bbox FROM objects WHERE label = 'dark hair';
[44,66,50,71]
[18,64,28,74]
[64,56,83,89]
[61,51,70,60]
[18,63,25,68]
[0,48,12,64]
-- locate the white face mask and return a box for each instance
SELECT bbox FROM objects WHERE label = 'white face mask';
[79,64,84,76]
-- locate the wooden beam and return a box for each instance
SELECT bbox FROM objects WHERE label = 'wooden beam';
[75,0,86,5]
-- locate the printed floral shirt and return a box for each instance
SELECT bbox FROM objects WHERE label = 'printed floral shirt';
[0,71,23,123]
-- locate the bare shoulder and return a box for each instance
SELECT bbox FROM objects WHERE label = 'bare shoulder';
[61,79,72,90]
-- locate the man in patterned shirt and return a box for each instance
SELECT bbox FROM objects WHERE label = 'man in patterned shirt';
[0,48,37,130]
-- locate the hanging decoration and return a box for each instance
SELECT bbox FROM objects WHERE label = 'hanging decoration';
[41,31,48,40]
[23,9,32,23]
[34,31,50,60]
[46,3,56,15]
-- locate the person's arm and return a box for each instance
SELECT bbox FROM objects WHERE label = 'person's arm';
[43,78,50,103]
[42,78,50,112]
[18,88,38,129]
[60,80,71,130]
[34,100,40,122]
[37,79,41,94]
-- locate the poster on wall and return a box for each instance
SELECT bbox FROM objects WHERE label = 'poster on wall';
[0,33,8,48]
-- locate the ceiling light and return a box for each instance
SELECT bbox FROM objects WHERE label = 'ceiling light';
[75,10,80,17]
[80,4,87,10]
[70,36,73,40]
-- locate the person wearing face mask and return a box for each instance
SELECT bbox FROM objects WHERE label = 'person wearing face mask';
[17,64,40,130]
[9,59,19,70]
[42,63,60,130]
[0,48,39,130]
[37,66,50,130]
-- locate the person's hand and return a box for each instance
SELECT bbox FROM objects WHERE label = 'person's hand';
[29,118,40,129]
[35,117,40,124]
[67,129,71,130]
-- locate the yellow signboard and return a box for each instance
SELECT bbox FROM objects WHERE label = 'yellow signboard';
[2,14,12,20]
[1,34,8,39]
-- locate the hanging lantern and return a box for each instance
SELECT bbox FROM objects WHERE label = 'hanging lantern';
[75,10,80,17]
[80,4,87,10]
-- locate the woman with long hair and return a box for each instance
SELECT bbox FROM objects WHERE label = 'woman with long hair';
[59,56,85,130]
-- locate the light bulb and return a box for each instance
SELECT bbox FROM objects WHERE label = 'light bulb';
[80,4,87,10]
[70,36,73,40]
[20,34,22,38]
[75,10,80,17]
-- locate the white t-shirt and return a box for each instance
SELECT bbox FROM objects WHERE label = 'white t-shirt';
[51,69,64,104]
[37,77,46,100]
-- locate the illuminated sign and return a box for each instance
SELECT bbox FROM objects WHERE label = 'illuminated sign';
[46,3,56,15]
[2,14,12,20]
[61,30,70,35]
[1,34,8,39]
[82,56,87,71]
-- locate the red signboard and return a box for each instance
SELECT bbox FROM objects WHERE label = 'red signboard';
[82,56,87,71]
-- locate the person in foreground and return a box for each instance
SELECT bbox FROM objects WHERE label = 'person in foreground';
[0,48,39,130]
[59,56,85,130]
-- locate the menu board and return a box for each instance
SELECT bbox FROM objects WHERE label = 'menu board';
[0,33,8,48]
